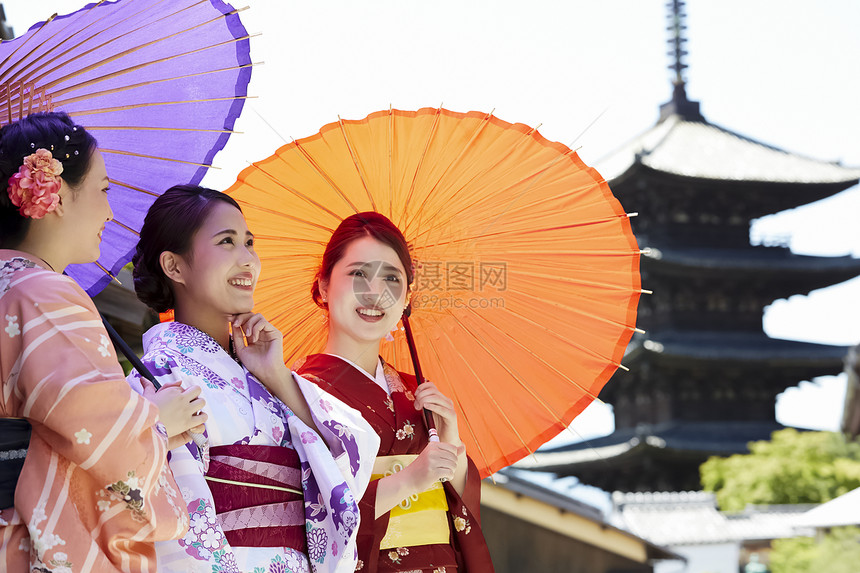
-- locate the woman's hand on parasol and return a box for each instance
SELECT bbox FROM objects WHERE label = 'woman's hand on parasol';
[410,440,465,487]
[374,440,465,518]
[231,313,317,431]
[413,382,469,493]
[414,382,462,447]
[143,381,208,450]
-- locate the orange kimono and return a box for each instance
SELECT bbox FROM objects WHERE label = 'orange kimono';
[0,251,187,572]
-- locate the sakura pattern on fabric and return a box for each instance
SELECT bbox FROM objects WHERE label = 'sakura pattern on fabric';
[128,321,380,573]
[0,251,188,573]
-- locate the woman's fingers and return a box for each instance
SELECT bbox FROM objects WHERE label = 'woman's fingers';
[427,442,461,472]
[411,442,464,487]
[230,312,254,332]
[163,385,206,423]
[237,315,260,343]
[414,386,456,419]
[181,384,201,398]
[188,418,207,434]
[414,383,453,406]
[141,382,157,400]
[179,385,203,406]
[231,312,261,345]
[416,396,455,416]
[231,312,281,345]
[230,324,247,352]
[247,318,268,344]
[147,382,207,438]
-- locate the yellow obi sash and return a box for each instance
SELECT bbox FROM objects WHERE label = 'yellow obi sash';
[371,454,451,549]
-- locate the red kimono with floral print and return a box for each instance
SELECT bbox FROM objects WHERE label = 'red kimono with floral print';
[296,354,494,573]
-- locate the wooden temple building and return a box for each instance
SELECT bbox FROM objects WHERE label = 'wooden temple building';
[517,0,860,492]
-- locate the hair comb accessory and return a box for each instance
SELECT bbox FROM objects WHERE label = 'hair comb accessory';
[7,148,64,219]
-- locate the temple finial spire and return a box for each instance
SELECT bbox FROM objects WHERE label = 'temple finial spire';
[659,0,704,122]
[668,0,689,86]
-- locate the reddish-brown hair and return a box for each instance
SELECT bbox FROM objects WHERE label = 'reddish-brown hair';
[312,211,413,308]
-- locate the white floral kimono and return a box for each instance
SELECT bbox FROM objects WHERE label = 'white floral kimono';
[128,322,379,573]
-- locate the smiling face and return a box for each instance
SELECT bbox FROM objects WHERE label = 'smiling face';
[321,235,409,349]
[171,200,259,318]
[61,150,112,264]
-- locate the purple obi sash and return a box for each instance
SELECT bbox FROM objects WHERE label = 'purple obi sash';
[205,444,306,551]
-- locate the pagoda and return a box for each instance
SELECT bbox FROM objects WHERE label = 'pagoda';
[516,0,860,492]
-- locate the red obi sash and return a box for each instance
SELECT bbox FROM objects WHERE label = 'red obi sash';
[205,444,306,551]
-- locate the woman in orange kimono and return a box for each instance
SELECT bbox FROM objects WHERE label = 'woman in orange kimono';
[295,212,494,573]
[0,112,204,572]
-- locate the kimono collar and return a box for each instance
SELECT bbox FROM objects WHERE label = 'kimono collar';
[0,249,54,272]
[324,353,389,395]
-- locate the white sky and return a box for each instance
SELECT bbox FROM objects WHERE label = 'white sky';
[4,0,859,440]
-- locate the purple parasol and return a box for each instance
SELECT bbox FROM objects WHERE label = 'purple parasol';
[0,0,252,295]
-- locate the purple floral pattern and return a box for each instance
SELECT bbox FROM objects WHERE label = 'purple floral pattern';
[307,525,328,564]
[328,482,358,542]
[130,321,378,572]
[172,322,222,354]
[323,419,361,475]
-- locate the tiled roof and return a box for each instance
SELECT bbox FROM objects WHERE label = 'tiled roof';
[596,115,860,184]
[612,492,731,545]
[611,491,815,546]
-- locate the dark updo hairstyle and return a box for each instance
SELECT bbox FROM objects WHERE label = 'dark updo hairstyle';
[0,112,98,247]
[312,211,413,309]
[133,184,242,313]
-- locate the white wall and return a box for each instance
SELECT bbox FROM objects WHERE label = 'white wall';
[654,543,740,573]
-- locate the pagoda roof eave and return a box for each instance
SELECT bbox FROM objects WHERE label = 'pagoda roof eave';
[627,332,850,366]
[608,161,859,196]
[643,247,860,279]
[596,115,860,187]
[515,420,785,472]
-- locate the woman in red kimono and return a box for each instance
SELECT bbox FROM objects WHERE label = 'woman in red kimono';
[295,212,494,573]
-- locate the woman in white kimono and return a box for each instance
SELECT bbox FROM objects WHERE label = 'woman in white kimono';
[129,185,379,573]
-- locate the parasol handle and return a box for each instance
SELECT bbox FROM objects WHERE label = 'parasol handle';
[401,309,439,443]
[100,313,161,390]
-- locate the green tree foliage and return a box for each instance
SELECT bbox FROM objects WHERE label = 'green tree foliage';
[768,536,816,573]
[700,429,860,512]
[770,527,860,573]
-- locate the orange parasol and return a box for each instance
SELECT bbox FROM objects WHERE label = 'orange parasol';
[226,107,644,478]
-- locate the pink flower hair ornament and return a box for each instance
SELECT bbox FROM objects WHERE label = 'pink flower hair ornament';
[7,148,64,219]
